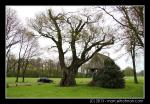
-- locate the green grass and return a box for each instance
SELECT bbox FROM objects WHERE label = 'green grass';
[6,77,144,98]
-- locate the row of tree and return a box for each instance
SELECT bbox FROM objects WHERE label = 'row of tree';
[7,54,143,82]
[6,8,40,82]
[7,57,61,79]
[7,56,92,80]
[122,67,144,76]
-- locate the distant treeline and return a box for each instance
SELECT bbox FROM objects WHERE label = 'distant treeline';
[7,55,143,78]
[7,57,91,78]
[122,67,144,76]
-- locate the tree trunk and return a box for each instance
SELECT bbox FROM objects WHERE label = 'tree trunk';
[60,68,77,86]
[16,60,21,83]
[22,65,26,82]
[22,71,25,82]
[22,61,29,82]
[6,61,9,73]
[131,43,138,84]
[132,52,138,84]
[16,69,20,82]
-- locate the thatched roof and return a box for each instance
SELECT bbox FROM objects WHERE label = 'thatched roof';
[86,53,113,70]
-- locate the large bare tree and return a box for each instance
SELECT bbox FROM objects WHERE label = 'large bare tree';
[99,6,144,83]
[15,28,39,82]
[28,8,115,86]
[21,31,40,82]
[6,7,22,57]
[99,6,144,49]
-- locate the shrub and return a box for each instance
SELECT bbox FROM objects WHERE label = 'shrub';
[92,59,125,88]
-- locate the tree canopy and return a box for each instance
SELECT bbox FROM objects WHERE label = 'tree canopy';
[28,8,115,86]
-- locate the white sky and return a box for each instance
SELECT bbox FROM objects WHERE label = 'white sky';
[7,6,144,72]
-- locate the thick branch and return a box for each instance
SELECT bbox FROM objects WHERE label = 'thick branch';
[38,31,57,44]
[80,37,114,65]
[81,35,106,59]
[48,10,62,44]
[75,20,82,32]
[48,10,66,69]
[81,37,92,59]
[66,17,74,31]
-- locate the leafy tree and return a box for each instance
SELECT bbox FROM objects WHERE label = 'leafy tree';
[122,67,133,76]
[7,54,17,76]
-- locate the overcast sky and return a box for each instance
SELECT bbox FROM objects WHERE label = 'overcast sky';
[7,6,144,72]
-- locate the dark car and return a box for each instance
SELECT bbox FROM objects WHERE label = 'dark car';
[37,77,53,83]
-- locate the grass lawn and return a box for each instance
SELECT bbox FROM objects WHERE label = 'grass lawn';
[6,77,144,98]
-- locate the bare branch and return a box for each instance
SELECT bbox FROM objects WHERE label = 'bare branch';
[99,7,129,28]
[63,46,71,54]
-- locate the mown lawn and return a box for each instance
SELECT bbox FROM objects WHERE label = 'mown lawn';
[6,77,144,98]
